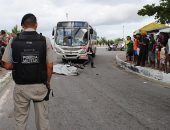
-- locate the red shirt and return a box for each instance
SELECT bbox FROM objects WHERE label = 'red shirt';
[133,38,138,50]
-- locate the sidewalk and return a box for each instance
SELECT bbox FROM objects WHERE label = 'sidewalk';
[116,52,170,84]
[0,67,12,92]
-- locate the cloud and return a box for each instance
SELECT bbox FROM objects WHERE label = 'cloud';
[0,0,159,38]
[50,0,159,6]
[53,3,146,26]
[96,17,155,39]
[85,0,140,5]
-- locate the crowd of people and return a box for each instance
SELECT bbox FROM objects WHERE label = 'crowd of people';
[0,30,16,66]
[126,31,170,73]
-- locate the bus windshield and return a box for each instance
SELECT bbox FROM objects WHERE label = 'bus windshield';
[56,28,89,46]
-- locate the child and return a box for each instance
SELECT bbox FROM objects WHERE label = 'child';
[160,44,166,72]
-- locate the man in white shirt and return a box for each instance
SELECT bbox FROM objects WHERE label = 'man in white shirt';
[166,33,170,72]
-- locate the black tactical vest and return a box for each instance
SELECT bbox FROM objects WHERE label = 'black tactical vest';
[12,31,47,84]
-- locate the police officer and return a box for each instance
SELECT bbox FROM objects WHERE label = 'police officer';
[83,43,96,68]
[2,13,54,130]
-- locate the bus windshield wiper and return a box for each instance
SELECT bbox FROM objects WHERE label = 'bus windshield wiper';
[74,27,81,36]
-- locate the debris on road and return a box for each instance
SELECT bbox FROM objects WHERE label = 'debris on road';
[53,64,79,76]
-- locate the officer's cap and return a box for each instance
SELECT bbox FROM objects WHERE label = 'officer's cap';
[21,13,37,26]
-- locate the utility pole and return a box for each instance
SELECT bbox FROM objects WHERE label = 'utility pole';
[66,13,68,21]
[123,25,125,41]
[123,25,126,49]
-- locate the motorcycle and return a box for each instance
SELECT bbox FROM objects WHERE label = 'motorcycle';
[107,44,117,51]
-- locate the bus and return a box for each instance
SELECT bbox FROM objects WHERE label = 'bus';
[52,21,97,61]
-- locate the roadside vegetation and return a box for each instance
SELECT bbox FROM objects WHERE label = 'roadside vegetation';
[96,37,123,46]
[138,0,170,24]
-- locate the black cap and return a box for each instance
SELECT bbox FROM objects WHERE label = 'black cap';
[0,30,6,34]
[21,13,37,26]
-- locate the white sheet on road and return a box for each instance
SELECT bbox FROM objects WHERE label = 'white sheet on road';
[53,64,78,76]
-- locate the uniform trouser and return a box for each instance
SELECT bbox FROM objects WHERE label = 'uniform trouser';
[137,49,147,66]
[13,84,49,130]
[83,55,94,67]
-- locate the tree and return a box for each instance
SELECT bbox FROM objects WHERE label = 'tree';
[114,38,123,45]
[107,40,114,45]
[11,25,21,34]
[96,37,116,46]
[138,0,170,24]
[100,37,107,45]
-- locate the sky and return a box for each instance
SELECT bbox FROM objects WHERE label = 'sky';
[0,0,159,39]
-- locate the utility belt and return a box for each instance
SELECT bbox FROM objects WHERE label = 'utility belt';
[15,81,47,85]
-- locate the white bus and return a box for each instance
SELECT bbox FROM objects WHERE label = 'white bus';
[52,21,97,61]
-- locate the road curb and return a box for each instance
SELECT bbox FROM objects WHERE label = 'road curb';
[116,54,170,84]
[0,71,12,92]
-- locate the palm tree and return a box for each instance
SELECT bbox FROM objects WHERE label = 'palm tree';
[11,25,21,34]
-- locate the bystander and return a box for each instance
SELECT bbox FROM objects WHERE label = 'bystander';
[148,34,156,67]
[126,36,134,62]
[137,32,149,66]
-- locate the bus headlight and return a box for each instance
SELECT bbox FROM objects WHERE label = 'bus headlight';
[79,49,86,54]
[56,48,63,54]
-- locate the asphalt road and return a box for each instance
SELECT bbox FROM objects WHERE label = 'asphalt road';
[0,48,170,130]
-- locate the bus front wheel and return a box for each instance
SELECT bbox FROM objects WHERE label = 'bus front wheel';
[62,59,67,63]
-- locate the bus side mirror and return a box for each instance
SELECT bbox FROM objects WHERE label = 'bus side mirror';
[52,29,54,36]
[90,29,93,34]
